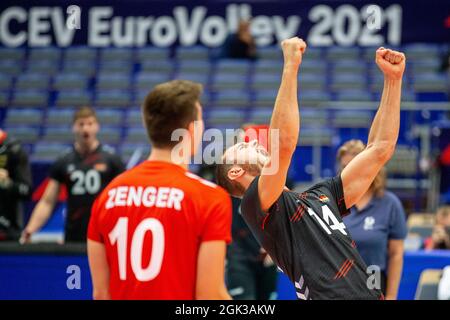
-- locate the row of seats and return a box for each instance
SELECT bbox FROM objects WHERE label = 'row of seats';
[0,43,447,62]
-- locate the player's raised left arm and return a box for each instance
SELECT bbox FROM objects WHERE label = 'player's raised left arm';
[258,37,306,212]
[87,240,111,300]
[341,48,405,208]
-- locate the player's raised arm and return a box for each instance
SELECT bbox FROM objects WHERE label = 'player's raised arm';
[258,37,306,212]
[341,48,406,208]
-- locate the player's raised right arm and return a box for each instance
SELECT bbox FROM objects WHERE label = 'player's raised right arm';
[20,179,60,243]
[258,37,306,212]
[341,48,405,208]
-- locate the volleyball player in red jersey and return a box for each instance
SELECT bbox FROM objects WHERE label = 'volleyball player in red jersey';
[87,80,232,300]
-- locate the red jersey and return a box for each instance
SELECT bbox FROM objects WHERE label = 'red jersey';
[87,161,232,300]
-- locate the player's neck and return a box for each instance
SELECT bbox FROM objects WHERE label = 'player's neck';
[75,139,100,155]
[148,148,189,170]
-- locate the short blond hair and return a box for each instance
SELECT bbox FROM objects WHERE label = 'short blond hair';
[73,106,97,123]
[337,139,387,197]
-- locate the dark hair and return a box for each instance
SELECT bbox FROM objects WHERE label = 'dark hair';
[73,106,97,123]
[142,80,202,148]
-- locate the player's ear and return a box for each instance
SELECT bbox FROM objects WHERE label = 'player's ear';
[227,165,245,181]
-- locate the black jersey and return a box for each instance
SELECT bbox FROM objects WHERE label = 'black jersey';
[241,175,383,300]
[49,144,125,242]
[0,133,32,240]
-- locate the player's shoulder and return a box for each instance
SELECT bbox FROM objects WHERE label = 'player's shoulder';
[54,146,75,163]
[183,171,229,198]
[99,144,119,157]
[381,190,404,209]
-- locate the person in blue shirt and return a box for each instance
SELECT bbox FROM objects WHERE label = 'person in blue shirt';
[337,139,407,300]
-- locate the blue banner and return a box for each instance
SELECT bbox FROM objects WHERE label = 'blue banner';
[0,0,448,48]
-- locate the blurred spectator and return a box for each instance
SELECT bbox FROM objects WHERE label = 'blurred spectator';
[221,20,257,60]
[424,206,450,250]
[0,129,32,241]
[338,140,407,300]
[20,107,125,243]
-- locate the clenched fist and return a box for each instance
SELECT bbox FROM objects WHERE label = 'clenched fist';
[375,47,406,80]
[281,37,307,69]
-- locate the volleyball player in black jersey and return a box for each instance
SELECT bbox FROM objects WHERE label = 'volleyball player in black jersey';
[216,37,406,300]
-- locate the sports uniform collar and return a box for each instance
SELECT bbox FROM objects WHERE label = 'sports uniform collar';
[73,142,102,157]
[143,160,188,172]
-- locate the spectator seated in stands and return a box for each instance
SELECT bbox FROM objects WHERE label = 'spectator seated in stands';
[425,206,450,250]
[221,20,257,60]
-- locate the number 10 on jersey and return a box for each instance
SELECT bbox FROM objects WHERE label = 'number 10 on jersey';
[109,217,165,281]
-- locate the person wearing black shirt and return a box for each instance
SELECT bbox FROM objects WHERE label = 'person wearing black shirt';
[216,38,406,300]
[221,20,257,60]
[0,129,32,241]
[21,107,125,243]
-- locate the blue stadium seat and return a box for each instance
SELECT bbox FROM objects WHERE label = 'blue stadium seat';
[3,126,40,144]
[137,47,170,61]
[0,48,25,61]
[125,109,144,127]
[251,74,280,91]
[100,48,134,62]
[207,108,246,126]
[98,61,133,74]
[29,48,61,62]
[46,109,75,125]
[42,126,74,143]
[177,60,211,74]
[258,46,282,60]
[253,60,283,75]
[0,59,23,76]
[135,73,171,91]
[326,47,360,60]
[56,89,92,107]
[124,127,149,143]
[32,142,71,162]
[95,90,131,107]
[176,46,210,61]
[61,60,96,76]
[12,90,48,107]
[95,109,124,126]
[0,74,12,91]
[15,73,50,90]
[4,109,43,126]
[25,60,59,75]
[53,73,88,90]
[213,90,251,107]
[215,59,251,75]
[64,46,97,62]
[211,73,247,91]
[173,72,209,86]
[96,72,131,90]
[97,126,122,144]
[140,60,174,74]
[335,90,373,101]
[119,143,151,163]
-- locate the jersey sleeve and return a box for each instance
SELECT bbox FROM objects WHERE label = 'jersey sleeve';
[314,175,349,218]
[388,194,408,240]
[87,196,103,243]
[199,191,232,244]
[48,157,66,183]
